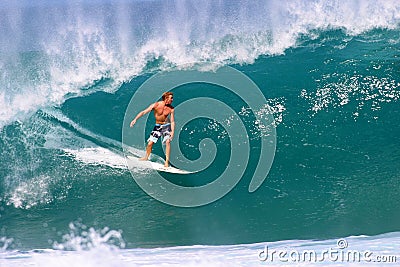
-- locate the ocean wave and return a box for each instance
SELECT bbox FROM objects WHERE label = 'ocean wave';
[1,0,399,128]
[1,1,399,254]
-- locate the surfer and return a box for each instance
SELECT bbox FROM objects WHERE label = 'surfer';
[130,92,175,167]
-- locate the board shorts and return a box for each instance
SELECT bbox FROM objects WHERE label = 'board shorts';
[148,123,171,144]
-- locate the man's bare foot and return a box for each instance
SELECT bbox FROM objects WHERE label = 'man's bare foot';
[164,164,169,168]
[139,157,148,161]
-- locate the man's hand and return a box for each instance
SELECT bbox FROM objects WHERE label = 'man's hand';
[130,103,155,128]
[170,132,174,141]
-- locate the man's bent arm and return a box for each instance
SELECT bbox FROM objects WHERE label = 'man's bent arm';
[130,103,155,127]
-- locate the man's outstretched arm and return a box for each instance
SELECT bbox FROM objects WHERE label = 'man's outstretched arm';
[130,103,155,127]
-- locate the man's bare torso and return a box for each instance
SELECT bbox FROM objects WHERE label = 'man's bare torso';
[153,101,173,124]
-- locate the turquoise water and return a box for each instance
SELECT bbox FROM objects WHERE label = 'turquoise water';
[1,0,400,265]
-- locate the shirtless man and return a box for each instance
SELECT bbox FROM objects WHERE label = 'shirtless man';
[130,92,175,167]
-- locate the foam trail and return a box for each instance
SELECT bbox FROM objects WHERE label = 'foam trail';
[40,108,129,169]
[41,108,166,171]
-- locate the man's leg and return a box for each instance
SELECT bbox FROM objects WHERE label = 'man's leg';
[140,141,154,161]
[164,139,170,167]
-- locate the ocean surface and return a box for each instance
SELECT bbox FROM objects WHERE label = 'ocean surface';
[1,0,400,266]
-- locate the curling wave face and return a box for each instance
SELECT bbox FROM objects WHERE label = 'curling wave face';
[0,0,399,252]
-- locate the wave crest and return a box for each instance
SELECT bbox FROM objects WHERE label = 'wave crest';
[0,0,399,127]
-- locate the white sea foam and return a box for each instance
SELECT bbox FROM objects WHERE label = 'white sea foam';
[63,147,127,170]
[0,237,13,252]
[5,174,59,209]
[300,74,400,119]
[1,229,399,267]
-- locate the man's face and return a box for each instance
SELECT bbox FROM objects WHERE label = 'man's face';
[165,95,173,105]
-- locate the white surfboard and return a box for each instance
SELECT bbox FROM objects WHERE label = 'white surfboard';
[126,155,192,174]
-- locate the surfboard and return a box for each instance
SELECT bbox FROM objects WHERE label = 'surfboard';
[126,155,192,174]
